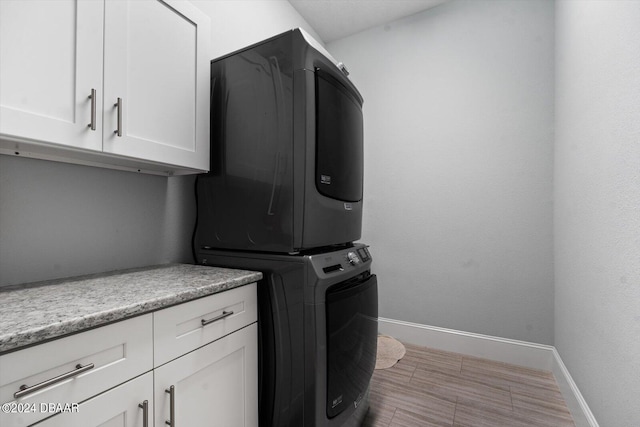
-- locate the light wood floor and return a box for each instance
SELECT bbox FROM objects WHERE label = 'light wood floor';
[363,342,576,427]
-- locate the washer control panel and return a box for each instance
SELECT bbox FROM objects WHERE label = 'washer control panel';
[346,251,360,265]
[345,246,370,266]
[356,246,371,262]
[314,244,372,276]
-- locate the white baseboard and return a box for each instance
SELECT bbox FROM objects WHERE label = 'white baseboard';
[550,347,600,427]
[378,317,599,427]
[378,317,555,370]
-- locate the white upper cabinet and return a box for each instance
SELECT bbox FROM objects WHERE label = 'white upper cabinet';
[0,0,211,175]
[0,0,104,151]
[103,0,210,171]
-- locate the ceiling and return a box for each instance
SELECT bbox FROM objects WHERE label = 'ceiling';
[288,0,449,43]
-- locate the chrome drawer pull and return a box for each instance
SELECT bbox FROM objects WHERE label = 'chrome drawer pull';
[114,97,123,137]
[165,385,175,426]
[87,88,97,130]
[139,400,149,427]
[201,310,234,327]
[14,363,95,398]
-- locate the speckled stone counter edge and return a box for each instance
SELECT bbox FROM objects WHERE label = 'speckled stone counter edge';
[0,264,262,354]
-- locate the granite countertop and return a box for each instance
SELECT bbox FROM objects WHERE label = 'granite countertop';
[0,264,262,354]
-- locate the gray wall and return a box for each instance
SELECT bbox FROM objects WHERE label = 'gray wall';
[555,1,640,425]
[0,0,318,287]
[0,156,196,286]
[327,0,555,344]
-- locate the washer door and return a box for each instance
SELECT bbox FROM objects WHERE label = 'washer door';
[325,273,378,419]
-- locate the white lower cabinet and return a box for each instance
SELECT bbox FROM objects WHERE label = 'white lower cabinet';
[0,285,258,427]
[33,372,153,427]
[0,315,153,427]
[154,323,258,427]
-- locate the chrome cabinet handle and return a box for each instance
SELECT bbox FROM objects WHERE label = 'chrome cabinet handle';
[14,363,95,398]
[138,400,149,427]
[114,97,122,137]
[201,310,234,327]
[165,385,175,426]
[88,89,97,130]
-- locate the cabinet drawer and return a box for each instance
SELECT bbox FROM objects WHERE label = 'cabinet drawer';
[31,372,153,427]
[154,283,257,366]
[0,314,152,427]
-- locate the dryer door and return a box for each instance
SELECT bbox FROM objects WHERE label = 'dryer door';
[325,273,378,419]
[315,68,364,203]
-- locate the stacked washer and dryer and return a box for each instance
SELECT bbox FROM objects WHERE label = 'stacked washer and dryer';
[194,29,378,427]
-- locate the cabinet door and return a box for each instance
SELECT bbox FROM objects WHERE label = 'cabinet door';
[0,0,103,151]
[35,372,153,427]
[103,0,210,171]
[154,323,258,427]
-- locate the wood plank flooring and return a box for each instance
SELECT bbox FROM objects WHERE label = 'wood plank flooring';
[363,342,575,427]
